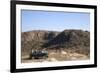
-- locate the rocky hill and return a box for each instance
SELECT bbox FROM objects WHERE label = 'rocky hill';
[21,30,60,55]
[43,30,90,49]
[21,30,90,55]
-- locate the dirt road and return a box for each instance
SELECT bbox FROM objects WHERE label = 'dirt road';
[21,50,89,63]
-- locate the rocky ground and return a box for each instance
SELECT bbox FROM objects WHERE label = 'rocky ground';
[21,49,89,63]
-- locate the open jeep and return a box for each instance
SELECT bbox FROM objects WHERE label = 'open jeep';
[29,50,48,59]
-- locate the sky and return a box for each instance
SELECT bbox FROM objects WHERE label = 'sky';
[21,10,90,32]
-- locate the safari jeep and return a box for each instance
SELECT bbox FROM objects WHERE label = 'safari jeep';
[29,50,48,59]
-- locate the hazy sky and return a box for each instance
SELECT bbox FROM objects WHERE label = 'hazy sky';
[21,10,90,32]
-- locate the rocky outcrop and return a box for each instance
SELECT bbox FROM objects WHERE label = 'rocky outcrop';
[44,30,90,49]
[21,30,59,55]
[21,30,90,55]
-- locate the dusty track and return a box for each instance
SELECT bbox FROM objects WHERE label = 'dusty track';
[21,50,89,63]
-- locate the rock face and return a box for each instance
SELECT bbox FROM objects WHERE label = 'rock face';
[43,30,90,49]
[22,30,59,42]
[21,30,60,55]
[21,30,90,56]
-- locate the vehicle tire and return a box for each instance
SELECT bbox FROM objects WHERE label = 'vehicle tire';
[29,54,32,59]
[34,57,39,59]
